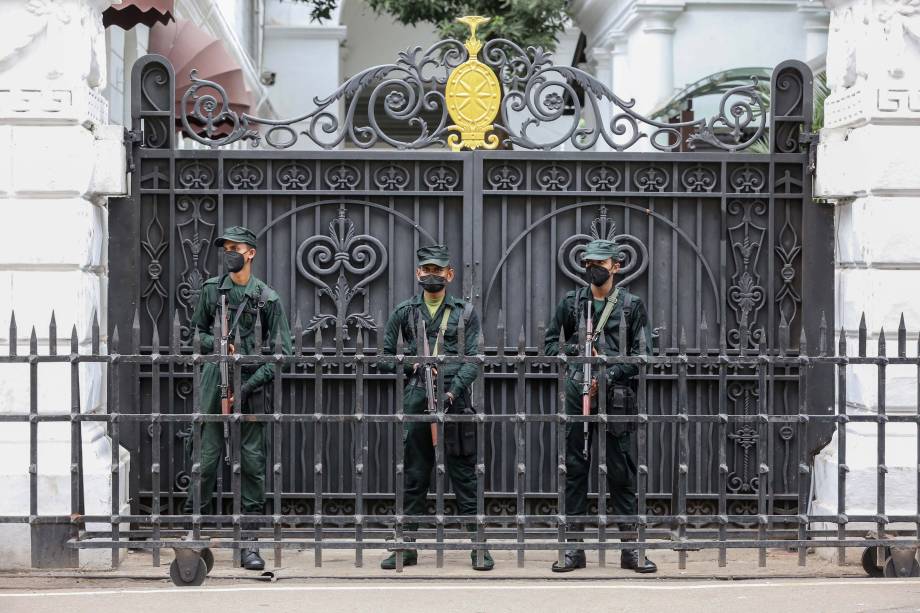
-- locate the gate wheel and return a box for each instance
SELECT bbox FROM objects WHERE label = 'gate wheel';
[861,546,889,577]
[169,548,208,587]
[883,548,920,578]
[200,547,215,573]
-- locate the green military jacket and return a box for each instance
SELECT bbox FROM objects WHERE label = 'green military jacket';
[190,273,293,393]
[379,293,481,399]
[544,286,651,386]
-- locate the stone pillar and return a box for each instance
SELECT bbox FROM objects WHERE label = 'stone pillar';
[0,0,129,569]
[798,2,831,62]
[263,0,346,150]
[631,7,682,116]
[587,45,614,151]
[813,0,920,557]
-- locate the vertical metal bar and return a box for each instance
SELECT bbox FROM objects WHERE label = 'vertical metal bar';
[717,327,728,567]
[475,330,486,570]
[515,327,527,567]
[394,329,406,572]
[637,326,649,569]
[273,332,284,568]
[757,338,768,568]
[231,328,242,567]
[150,325,161,567]
[434,350,445,569]
[676,328,688,569]
[191,329,202,542]
[313,328,324,567]
[837,326,848,565]
[110,326,121,568]
[597,331,608,568]
[26,316,38,561]
[556,330,567,568]
[354,330,366,568]
[877,327,887,556]
[797,328,809,566]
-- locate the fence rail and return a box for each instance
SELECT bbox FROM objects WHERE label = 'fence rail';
[2,308,919,578]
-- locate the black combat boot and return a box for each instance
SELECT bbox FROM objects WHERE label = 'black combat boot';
[618,524,656,573]
[240,521,265,571]
[551,548,587,572]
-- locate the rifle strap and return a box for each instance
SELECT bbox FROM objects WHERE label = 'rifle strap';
[591,287,621,343]
[432,306,452,357]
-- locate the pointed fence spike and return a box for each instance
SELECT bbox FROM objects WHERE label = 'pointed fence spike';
[375,310,384,354]
[497,309,506,358]
[457,308,467,351]
[819,311,828,356]
[274,329,283,354]
[112,324,121,354]
[355,328,364,354]
[679,326,687,354]
[192,327,201,354]
[858,312,867,357]
[171,310,181,354]
[151,323,160,353]
[838,327,847,357]
[778,310,789,355]
[537,320,546,357]
[700,314,710,354]
[314,326,323,352]
[8,310,16,357]
[294,311,304,356]
[798,325,807,356]
[878,326,886,357]
[898,313,907,358]
[30,326,37,355]
[233,326,242,353]
[49,311,57,356]
[517,325,526,356]
[91,309,100,355]
[395,326,404,354]
[71,324,79,354]
[618,307,628,356]
[131,308,141,353]
[254,312,263,351]
[477,330,485,353]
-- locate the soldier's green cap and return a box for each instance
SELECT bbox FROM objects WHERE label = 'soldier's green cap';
[215,226,257,248]
[582,239,620,262]
[416,244,450,267]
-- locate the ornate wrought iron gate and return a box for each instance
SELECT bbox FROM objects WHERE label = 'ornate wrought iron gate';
[111,32,834,524]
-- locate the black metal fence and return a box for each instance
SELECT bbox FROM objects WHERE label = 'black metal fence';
[4,309,919,579]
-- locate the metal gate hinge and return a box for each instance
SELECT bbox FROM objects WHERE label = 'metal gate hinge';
[124,128,143,173]
[799,131,819,175]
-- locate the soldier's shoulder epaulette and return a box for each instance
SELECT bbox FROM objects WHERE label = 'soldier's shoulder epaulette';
[393,298,415,315]
[202,276,221,286]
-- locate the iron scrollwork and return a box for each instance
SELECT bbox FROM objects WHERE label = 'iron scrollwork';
[297,205,388,337]
[557,206,649,288]
[177,32,767,152]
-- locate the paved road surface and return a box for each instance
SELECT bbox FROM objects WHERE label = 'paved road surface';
[2,579,920,613]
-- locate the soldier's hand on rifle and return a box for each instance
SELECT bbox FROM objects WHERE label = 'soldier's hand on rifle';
[589,377,599,398]
[442,391,454,407]
[229,343,236,354]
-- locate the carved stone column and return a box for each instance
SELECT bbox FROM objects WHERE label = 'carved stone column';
[0,0,129,569]
[812,0,920,558]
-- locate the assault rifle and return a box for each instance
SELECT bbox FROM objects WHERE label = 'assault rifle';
[218,294,232,465]
[418,318,439,446]
[581,301,594,460]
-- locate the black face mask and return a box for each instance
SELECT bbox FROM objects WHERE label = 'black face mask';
[224,250,246,273]
[418,274,447,293]
[584,265,610,287]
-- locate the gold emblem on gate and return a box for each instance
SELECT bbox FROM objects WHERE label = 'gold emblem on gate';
[446,16,501,151]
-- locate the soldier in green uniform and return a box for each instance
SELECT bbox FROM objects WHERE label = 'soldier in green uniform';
[183,226,293,571]
[544,239,657,574]
[377,245,494,571]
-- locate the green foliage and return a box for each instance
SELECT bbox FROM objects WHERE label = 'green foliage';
[296,0,570,52]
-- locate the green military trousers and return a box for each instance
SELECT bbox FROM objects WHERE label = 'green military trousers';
[184,362,266,515]
[401,385,479,530]
[562,378,638,520]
